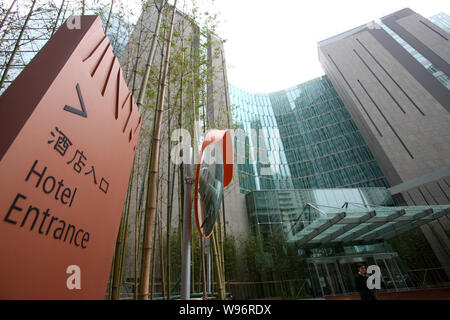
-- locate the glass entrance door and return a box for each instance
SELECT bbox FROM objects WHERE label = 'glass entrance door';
[309,261,346,296]
[307,252,412,297]
[374,254,410,290]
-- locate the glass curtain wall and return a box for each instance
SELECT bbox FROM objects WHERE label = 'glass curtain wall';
[230,75,390,194]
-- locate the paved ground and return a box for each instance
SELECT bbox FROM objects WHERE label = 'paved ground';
[324,287,450,300]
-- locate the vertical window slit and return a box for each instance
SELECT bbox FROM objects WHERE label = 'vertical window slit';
[357,79,414,159]
[355,38,425,116]
[419,20,449,41]
[327,54,383,137]
[353,48,406,114]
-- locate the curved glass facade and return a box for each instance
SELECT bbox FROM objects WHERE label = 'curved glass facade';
[230,75,390,194]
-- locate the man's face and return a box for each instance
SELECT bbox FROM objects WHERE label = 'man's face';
[359,266,366,274]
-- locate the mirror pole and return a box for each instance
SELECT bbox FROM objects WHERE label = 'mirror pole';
[181,147,193,300]
[205,238,212,296]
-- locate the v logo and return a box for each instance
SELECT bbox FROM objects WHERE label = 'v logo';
[64,83,87,118]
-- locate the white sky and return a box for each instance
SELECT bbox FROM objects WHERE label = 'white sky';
[182,0,450,93]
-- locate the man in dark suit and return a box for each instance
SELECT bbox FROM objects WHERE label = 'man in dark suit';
[354,263,377,300]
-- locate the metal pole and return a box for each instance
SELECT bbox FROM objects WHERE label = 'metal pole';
[205,238,212,295]
[181,148,193,300]
[222,193,226,238]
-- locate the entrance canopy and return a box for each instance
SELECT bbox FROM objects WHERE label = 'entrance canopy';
[287,203,450,247]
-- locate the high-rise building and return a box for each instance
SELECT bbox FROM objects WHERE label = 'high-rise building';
[230,71,449,297]
[429,12,450,33]
[318,7,450,277]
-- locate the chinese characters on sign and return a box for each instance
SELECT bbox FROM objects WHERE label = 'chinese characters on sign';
[48,126,109,194]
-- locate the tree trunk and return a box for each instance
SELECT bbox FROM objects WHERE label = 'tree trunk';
[211,231,226,299]
[138,0,178,300]
[111,169,133,299]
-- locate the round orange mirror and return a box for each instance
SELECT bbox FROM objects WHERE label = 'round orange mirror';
[194,130,233,238]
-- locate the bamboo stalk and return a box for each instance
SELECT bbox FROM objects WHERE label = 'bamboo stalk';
[211,231,226,299]
[136,0,167,113]
[50,0,65,37]
[134,1,166,299]
[117,184,132,296]
[136,29,165,225]
[111,168,134,299]
[165,71,173,299]
[134,148,141,299]
[190,192,194,294]
[217,207,226,277]
[108,253,115,300]
[150,169,163,299]
[110,198,126,299]
[138,1,178,300]
[104,0,115,34]
[0,0,36,89]
[166,163,175,295]
[129,1,149,92]
[59,0,69,32]
[112,16,121,53]
[178,21,185,261]
[150,198,158,299]
[0,0,17,32]
[158,182,166,299]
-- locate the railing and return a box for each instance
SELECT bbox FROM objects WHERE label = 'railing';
[226,279,311,300]
[407,266,450,288]
[109,266,450,300]
[113,279,312,300]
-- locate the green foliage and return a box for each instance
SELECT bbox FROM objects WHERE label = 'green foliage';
[237,232,310,299]
[223,233,239,281]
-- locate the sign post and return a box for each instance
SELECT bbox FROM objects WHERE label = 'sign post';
[0,16,141,299]
[181,148,193,300]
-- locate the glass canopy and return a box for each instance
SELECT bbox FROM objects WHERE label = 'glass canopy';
[287,203,450,248]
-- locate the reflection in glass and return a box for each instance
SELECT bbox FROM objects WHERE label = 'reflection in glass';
[198,143,224,237]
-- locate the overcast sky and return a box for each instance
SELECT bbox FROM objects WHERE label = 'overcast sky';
[185,0,449,93]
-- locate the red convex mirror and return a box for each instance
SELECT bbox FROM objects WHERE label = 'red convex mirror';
[194,130,233,238]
